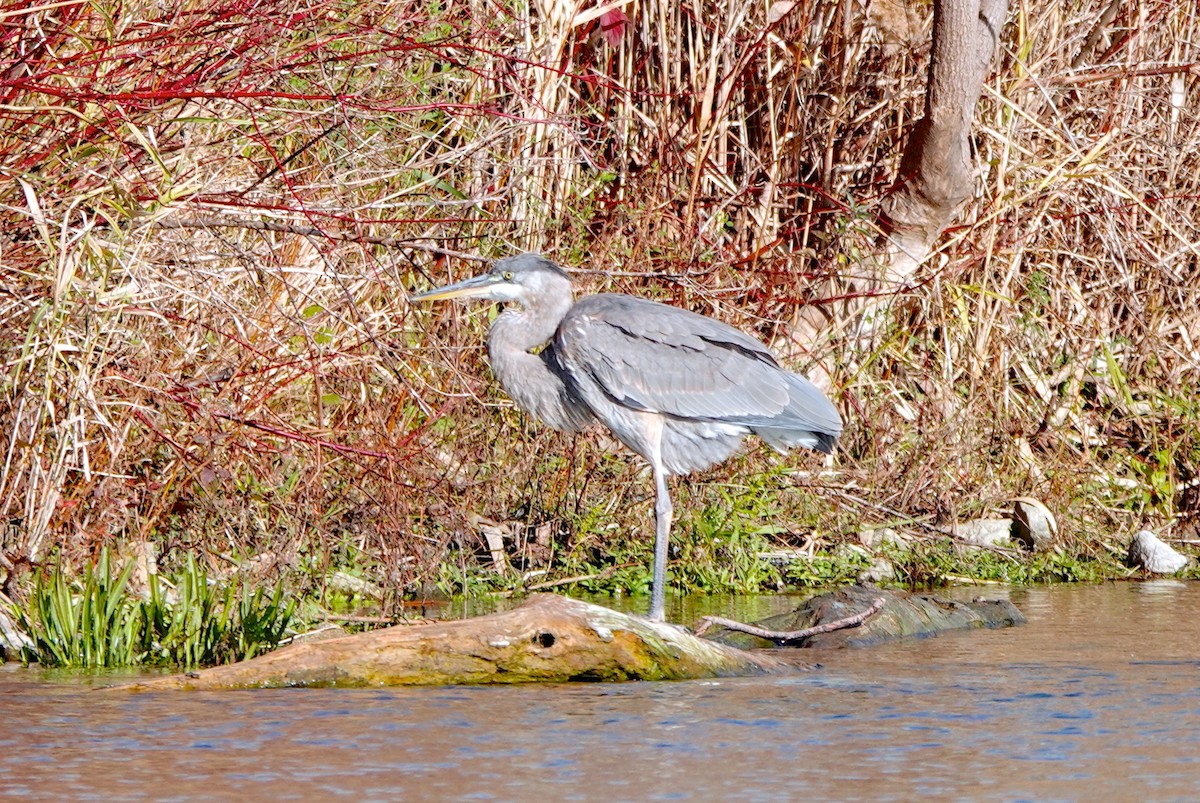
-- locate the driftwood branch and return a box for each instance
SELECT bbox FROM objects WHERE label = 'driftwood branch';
[693,596,886,644]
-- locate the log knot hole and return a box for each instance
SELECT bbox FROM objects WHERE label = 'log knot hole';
[533,631,556,648]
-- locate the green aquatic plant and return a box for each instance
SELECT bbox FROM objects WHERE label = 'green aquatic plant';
[879,539,1123,587]
[14,549,141,667]
[780,549,871,589]
[8,549,296,669]
[670,504,786,595]
[140,554,296,668]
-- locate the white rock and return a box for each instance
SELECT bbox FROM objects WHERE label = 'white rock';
[953,518,1014,547]
[1127,530,1189,574]
[858,527,911,549]
[858,557,896,584]
[1012,497,1057,551]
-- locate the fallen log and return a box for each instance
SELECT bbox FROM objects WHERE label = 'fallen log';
[702,584,1025,650]
[115,585,1024,690]
[117,593,803,690]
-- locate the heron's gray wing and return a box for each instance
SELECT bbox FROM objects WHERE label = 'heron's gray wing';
[557,294,840,433]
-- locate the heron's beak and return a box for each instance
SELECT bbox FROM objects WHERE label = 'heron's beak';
[410,272,504,303]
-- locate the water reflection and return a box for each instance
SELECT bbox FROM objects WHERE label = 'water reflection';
[3,583,1200,801]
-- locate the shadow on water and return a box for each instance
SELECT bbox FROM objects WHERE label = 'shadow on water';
[3,582,1200,801]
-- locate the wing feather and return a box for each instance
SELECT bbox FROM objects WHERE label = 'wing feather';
[556,294,840,436]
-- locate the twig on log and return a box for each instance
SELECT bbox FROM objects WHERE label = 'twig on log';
[940,574,1004,586]
[319,613,397,624]
[494,562,640,597]
[693,596,886,644]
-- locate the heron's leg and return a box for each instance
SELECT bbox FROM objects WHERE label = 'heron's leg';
[649,466,672,621]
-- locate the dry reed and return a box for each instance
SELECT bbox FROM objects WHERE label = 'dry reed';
[1,0,1197,599]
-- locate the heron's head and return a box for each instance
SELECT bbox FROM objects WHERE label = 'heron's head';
[411,254,573,307]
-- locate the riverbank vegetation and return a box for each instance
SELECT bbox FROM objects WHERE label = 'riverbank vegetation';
[2,0,1198,664]
[9,549,293,668]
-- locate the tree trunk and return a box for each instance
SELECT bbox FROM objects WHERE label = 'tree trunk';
[797,0,1009,371]
[881,0,1009,275]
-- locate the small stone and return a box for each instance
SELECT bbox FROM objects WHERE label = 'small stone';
[953,518,1014,547]
[858,527,910,549]
[832,542,870,570]
[326,570,385,600]
[1012,497,1057,551]
[1127,530,1189,574]
[858,557,896,584]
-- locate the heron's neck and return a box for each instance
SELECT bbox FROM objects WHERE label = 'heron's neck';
[486,290,580,430]
[487,288,572,355]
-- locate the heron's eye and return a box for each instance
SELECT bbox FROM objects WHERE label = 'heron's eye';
[503,271,514,280]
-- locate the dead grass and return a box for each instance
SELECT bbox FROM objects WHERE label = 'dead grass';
[1,0,1198,598]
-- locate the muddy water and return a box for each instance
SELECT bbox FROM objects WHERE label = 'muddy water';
[3,583,1200,801]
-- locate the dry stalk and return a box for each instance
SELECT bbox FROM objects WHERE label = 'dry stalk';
[0,0,1196,588]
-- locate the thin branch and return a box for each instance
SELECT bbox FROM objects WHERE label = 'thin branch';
[494,562,641,597]
[693,596,886,644]
[147,216,488,261]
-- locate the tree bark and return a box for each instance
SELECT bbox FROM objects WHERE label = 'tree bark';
[881,0,1009,276]
[796,0,1009,373]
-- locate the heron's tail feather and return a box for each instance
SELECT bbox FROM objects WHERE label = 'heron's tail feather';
[753,426,837,455]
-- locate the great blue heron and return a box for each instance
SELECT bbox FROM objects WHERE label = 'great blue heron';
[413,253,841,621]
